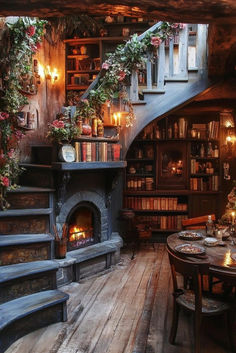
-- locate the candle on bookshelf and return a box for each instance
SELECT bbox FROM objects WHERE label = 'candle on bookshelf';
[117,112,121,126]
[113,113,117,126]
[231,211,235,224]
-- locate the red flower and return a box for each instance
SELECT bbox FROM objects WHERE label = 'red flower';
[151,36,162,48]
[0,112,9,121]
[118,71,126,81]
[35,42,41,50]
[1,176,9,187]
[52,120,65,129]
[26,25,36,37]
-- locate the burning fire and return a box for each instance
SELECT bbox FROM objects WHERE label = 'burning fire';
[69,225,93,242]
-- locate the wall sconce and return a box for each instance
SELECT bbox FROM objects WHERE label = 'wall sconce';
[45,65,59,83]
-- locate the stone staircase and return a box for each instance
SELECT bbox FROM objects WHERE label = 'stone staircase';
[0,187,69,353]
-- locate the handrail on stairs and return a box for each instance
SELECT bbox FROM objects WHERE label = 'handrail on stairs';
[81,22,208,107]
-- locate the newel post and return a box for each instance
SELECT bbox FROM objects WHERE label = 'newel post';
[196,24,208,73]
[156,41,165,91]
[146,53,153,90]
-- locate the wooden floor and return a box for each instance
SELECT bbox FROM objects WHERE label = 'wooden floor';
[6,244,235,353]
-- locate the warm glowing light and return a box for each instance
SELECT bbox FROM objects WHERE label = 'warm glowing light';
[226,135,232,143]
[44,65,59,83]
[231,211,235,224]
[223,249,232,267]
[52,68,59,82]
[225,121,232,128]
[38,63,44,78]
[113,113,117,126]
[117,112,121,126]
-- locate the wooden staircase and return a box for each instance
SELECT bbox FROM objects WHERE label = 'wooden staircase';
[0,187,69,353]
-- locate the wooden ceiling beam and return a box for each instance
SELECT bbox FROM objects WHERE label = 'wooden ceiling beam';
[0,0,235,24]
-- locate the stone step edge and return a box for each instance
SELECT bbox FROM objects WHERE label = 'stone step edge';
[0,234,54,247]
[0,208,53,217]
[67,241,118,264]
[0,260,59,284]
[0,289,69,331]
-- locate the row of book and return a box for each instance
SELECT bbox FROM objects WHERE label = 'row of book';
[124,197,188,211]
[208,120,219,140]
[74,142,122,162]
[126,177,154,191]
[190,175,219,191]
[190,159,216,174]
[135,215,188,230]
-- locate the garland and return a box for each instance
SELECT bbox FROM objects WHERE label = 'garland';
[87,22,185,127]
[0,17,46,209]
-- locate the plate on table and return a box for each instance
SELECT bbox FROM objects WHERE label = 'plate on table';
[175,243,206,256]
[178,231,203,241]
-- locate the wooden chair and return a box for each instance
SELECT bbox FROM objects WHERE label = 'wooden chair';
[167,247,235,353]
[182,214,216,230]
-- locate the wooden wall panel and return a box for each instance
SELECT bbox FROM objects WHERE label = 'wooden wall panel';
[19,38,65,162]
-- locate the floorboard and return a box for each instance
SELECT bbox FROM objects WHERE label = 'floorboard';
[5,245,235,353]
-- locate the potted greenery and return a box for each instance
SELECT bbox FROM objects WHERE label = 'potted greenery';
[47,109,80,162]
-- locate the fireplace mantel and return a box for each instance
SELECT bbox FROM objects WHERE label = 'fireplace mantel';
[51,161,127,171]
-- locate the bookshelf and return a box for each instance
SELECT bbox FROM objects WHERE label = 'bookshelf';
[124,114,221,241]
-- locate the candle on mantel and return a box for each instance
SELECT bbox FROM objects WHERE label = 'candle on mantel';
[231,211,235,224]
[117,112,121,126]
[113,113,117,126]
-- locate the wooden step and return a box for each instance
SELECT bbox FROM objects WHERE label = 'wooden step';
[0,289,69,353]
[0,234,53,266]
[0,208,52,235]
[0,260,59,304]
[5,186,54,210]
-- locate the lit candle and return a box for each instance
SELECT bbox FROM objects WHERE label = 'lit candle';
[113,113,117,126]
[117,112,121,126]
[231,211,235,224]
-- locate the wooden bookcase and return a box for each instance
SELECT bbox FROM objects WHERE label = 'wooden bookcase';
[124,114,221,242]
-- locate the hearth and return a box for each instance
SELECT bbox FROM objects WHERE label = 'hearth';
[67,201,100,251]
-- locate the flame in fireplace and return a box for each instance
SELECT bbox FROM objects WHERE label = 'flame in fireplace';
[69,225,93,242]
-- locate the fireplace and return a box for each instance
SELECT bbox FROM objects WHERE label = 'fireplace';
[67,201,100,251]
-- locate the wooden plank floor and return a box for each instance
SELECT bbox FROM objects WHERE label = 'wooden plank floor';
[6,244,235,353]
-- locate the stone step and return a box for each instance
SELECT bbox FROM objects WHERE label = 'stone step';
[0,234,53,266]
[0,208,52,235]
[0,289,69,353]
[5,186,54,210]
[0,260,59,304]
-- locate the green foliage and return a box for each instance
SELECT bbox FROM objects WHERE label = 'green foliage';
[0,17,47,209]
[87,22,185,126]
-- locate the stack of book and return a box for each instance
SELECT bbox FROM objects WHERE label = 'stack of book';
[74,142,122,162]
[190,175,219,191]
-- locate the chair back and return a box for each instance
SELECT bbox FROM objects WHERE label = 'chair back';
[182,214,216,230]
[167,247,209,311]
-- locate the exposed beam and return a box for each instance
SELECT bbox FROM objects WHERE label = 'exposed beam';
[0,0,235,24]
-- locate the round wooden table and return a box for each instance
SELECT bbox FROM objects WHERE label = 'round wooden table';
[167,231,236,285]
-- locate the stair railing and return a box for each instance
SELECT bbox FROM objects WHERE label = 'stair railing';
[82,22,208,103]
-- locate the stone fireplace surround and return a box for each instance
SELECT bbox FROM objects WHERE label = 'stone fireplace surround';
[54,170,123,287]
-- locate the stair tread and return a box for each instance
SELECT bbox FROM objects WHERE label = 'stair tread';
[0,208,53,217]
[7,186,55,193]
[0,289,69,330]
[0,234,53,246]
[0,260,59,283]
[68,241,117,263]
